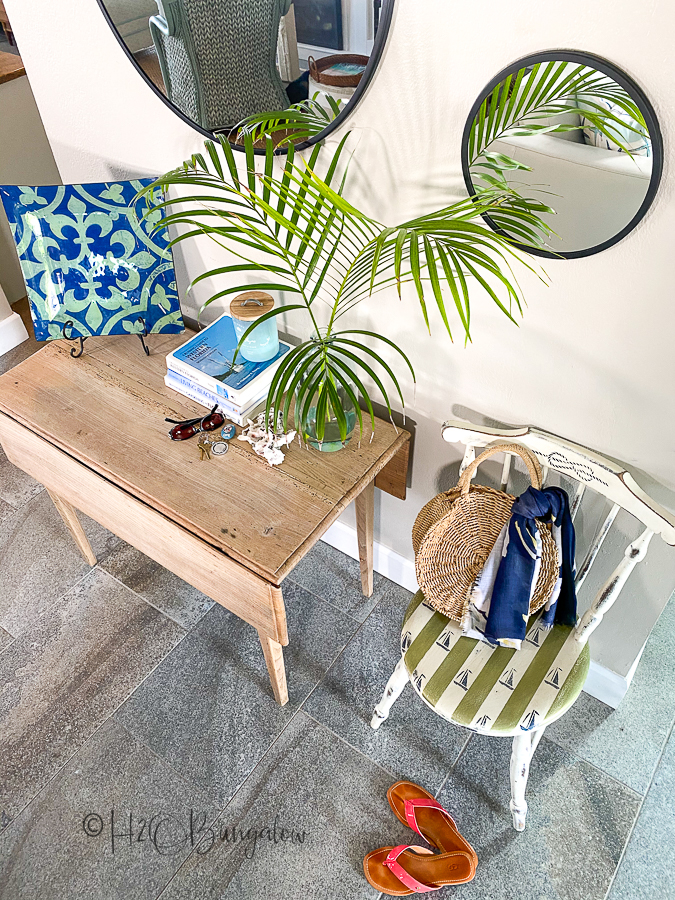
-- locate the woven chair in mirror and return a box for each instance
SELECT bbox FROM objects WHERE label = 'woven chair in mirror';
[97,0,395,148]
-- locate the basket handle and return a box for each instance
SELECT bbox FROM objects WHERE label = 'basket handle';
[308,56,319,81]
[457,442,542,496]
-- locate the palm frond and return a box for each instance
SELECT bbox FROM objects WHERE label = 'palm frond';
[469,61,650,205]
[233,94,344,147]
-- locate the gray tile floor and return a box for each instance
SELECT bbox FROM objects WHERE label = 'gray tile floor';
[1,327,674,899]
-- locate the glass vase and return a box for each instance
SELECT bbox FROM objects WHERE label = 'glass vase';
[296,341,358,451]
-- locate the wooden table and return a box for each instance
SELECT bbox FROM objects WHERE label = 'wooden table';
[0,49,24,86]
[0,331,410,704]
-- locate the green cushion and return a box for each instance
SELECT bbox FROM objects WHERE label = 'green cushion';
[401,591,590,735]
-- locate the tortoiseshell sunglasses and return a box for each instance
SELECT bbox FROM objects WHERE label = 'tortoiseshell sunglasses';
[166,404,225,441]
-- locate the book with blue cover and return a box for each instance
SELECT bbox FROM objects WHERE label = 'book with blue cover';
[166,313,291,404]
[164,371,265,426]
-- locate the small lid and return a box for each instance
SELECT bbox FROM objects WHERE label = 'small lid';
[230,291,275,321]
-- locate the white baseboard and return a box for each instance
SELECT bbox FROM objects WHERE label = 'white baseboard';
[583,661,630,709]
[0,312,29,357]
[320,519,631,709]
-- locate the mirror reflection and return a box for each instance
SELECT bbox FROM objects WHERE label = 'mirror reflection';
[101,0,386,143]
[463,55,661,257]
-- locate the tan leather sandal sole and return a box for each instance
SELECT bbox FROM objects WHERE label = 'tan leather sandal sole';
[363,844,475,895]
[387,780,478,868]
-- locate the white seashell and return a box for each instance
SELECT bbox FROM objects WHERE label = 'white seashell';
[264,447,285,466]
[238,407,295,466]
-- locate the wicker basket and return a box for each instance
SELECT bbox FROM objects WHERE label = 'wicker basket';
[308,54,369,88]
[413,443,559,623]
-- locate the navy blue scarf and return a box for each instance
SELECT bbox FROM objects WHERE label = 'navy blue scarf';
[484,486,576,646]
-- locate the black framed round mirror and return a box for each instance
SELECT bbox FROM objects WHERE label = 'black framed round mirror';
[97,0,394,153]
[461,51,663,259]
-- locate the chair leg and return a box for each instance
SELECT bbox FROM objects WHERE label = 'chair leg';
[509,726,546,831]
[371,657,409,729]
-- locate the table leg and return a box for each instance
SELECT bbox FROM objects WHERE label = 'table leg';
[46,489,97,566]
[355,480,374,598]
[258,630,289,706]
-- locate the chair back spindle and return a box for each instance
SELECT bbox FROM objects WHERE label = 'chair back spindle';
[575,528,655,644]
[575,502,620,591]
[570,481,586,522]
[500,453,512,492]
[459,443,476,476]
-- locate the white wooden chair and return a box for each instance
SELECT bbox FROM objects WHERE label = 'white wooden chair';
[370,419,675,830]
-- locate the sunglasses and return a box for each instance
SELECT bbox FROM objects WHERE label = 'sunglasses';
[166,404,225,441]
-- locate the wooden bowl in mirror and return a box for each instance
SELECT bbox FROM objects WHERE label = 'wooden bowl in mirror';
[461,51,663,259]
[96,0,394,151]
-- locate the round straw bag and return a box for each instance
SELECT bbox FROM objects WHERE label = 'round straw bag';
[414,443,559,622]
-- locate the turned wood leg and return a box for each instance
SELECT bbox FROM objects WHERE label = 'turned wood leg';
[371,656,409,729]
[509,726,546,831]
[46,489,97,566]
[355,480,374,598]
[258,630,289,706]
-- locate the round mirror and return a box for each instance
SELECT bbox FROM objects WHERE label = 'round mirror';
[97,0,394,150]
[461,51,663,258]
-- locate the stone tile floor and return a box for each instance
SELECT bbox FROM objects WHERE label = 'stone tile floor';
[1,322,674,899]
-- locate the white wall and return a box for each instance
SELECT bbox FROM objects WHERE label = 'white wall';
[5,0,675,680]
[0,73,61,304]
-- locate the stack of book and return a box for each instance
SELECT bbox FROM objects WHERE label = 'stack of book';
[165,313,292,425]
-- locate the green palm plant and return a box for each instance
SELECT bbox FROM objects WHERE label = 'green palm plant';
[232,94,344,147]
[468,60,649,219]
[138,133,545,447]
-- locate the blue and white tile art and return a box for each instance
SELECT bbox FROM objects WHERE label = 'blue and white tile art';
[0,179,184,341]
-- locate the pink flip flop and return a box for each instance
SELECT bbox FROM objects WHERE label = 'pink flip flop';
[363,843,475,895]
[387,780,478,868]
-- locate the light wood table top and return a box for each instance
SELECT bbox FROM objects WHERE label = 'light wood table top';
[0,331,410,586]
[0,49,24,86]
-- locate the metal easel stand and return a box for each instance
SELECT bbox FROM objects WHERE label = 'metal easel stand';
[62,317,150,358]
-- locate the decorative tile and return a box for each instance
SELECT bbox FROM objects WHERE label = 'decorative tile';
[287,541,389,621]
[0,444,43,511]
[0,490,121,636]
[546,591,675,794]
[437,735,641,900]
[0,568,184,829]
[304,583,469,794]
[115,585,358,806]
[159,712,402,900]
[99,542,215,629]
[608,726,675,900]
[0,181,184,342]
[0,719,219,900]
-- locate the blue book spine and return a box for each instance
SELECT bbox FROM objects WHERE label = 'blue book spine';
[166,370,242,414]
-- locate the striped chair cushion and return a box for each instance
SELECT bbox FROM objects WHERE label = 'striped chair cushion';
[401,591,590,736]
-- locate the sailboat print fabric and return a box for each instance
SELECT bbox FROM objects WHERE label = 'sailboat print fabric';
[0,180,184,341]
[400,591,590,736]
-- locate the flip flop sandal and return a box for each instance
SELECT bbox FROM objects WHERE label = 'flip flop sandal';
[387,780,478,868]
[363,844,475,895]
